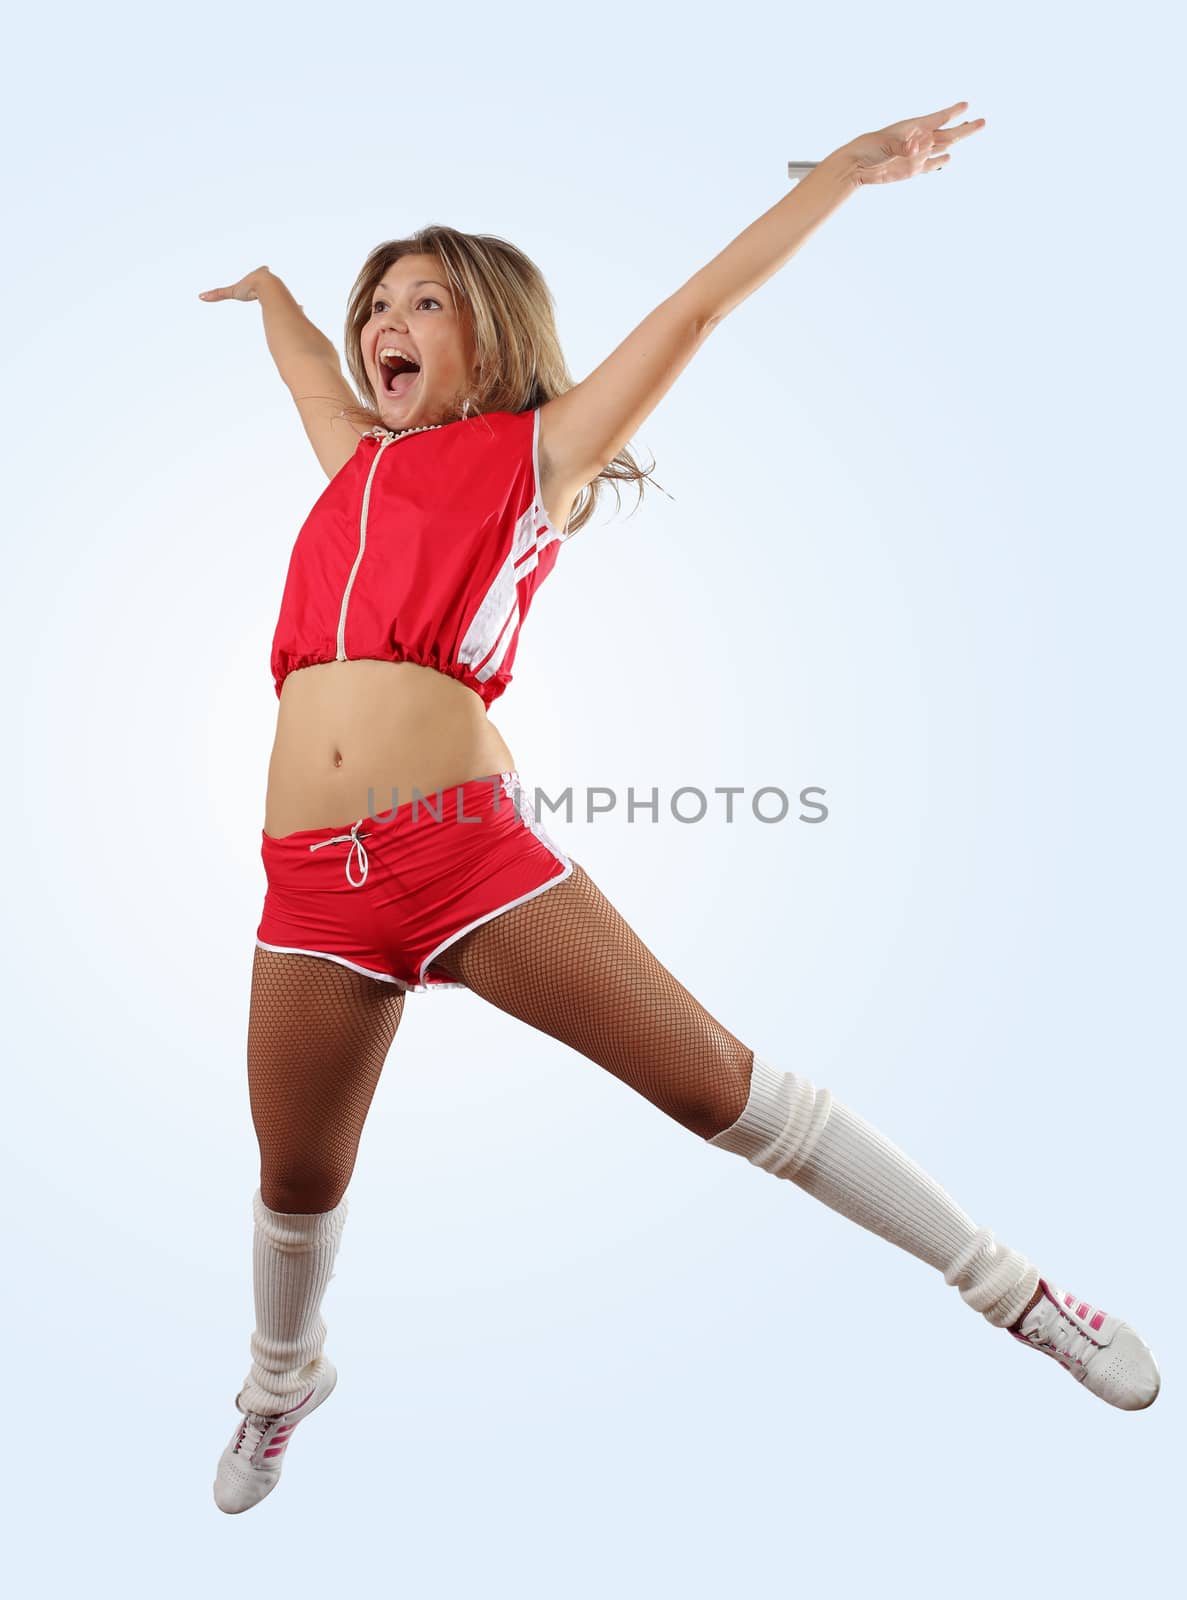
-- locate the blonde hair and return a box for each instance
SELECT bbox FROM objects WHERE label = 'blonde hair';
[336,224,670,538]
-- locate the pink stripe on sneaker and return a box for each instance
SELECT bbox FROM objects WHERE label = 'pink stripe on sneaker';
[1076,1301,1091,1318]
[1090,1310,1106,1331]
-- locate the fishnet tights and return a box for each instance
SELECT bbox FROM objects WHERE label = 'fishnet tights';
[248,946,405,1213]
[247,862,754,1212]
[433,861,755,1137]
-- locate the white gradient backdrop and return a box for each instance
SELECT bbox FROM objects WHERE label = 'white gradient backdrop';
[4,0,1183,1592]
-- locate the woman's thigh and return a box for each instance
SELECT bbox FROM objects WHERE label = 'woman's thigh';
[247,946,406,1211]
[432,861,754,1138]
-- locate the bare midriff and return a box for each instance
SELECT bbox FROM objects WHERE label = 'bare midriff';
[263,658,516,840]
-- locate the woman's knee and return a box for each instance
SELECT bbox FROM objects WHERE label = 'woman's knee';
[260,1161,351,1215]
[630,1040,755,1141]
[672,1076,752,1141]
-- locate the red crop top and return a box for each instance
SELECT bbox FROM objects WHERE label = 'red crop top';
[269,406,573,708]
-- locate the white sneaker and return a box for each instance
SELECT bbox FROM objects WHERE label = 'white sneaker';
[1008,1278,1160,1410]
[213,1358,338,1513]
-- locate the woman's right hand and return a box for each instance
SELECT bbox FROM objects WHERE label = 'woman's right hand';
[837,103,984,186]
[198,266,272,303]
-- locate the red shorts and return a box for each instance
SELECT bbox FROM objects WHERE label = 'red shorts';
[256,770,572,992]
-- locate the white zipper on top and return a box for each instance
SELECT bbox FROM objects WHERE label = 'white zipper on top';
[336,434,394,662]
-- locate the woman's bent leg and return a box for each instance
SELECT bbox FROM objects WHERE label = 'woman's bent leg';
[238,947,405,1415]
[433,862,1039,1329]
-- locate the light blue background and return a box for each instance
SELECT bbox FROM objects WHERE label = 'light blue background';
[4,0,1182,1591]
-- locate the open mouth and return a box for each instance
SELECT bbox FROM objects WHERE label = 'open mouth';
[378,353,421,401]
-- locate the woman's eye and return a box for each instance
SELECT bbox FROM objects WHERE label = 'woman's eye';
[371,298,440,313]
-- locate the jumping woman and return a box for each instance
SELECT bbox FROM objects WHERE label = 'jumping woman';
[200,102,1159,1514]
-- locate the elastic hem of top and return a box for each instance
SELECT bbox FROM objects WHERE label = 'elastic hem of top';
[274,652,503,709]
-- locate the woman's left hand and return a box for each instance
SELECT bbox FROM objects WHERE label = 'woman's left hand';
[839,101,986,185]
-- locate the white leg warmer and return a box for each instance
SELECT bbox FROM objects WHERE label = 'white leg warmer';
[238,1187,350,1416]
[708,1056,1039,1328]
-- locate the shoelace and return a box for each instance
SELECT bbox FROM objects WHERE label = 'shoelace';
[1023,1296,1102,1371]
[232,1411,275,1463]
[308,817,371,886]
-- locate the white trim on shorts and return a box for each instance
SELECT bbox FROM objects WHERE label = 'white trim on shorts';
[254,939,411,988]
[417,855,574,988]
[416,775,574,987]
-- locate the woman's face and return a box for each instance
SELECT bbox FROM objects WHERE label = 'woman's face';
[363,253,476,427]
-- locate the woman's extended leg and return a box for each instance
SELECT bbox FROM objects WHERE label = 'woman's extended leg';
[238,946,405,1415]
[432,861,1043,1329]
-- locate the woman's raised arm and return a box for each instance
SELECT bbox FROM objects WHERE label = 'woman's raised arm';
[684,102,985,326]
[199,266,340,385]
[198,267,365,479]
